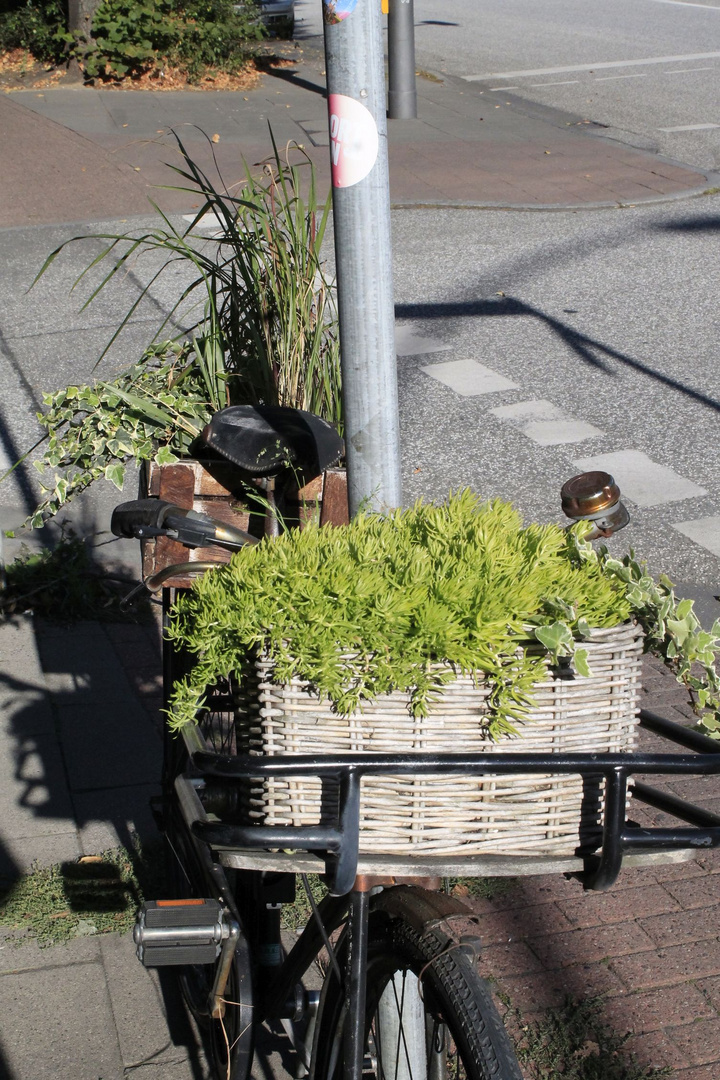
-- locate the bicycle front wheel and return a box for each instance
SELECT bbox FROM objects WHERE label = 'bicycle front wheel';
[311,888,523,1080]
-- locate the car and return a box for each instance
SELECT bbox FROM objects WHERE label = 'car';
[259,0,295,35]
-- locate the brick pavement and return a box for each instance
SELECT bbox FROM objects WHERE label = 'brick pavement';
[0,56,715,228]
[452,655,720,1079]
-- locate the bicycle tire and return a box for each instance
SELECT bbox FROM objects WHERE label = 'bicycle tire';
[310,888,523,1080]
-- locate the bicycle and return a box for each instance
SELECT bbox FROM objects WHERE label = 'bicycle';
[113,403,720,1080]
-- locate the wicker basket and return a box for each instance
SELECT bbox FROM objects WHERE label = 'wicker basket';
[230,623,644,859]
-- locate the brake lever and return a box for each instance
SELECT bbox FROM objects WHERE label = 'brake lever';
[119,561,224,609]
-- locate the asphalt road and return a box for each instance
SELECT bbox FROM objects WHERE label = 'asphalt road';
[406,0,720,171]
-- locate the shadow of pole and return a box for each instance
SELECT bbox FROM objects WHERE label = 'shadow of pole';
[395,295,720,416]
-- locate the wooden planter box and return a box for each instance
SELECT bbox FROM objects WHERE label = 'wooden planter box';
[141,460,348,588]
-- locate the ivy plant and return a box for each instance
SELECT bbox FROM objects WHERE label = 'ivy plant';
[23,339,217,529]
[570,528,720,740]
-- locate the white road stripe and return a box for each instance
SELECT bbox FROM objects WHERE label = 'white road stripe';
[463,52,720,81]
[659,122,720,130]
[491,400,603,446]
[664,66,715,72]
[646,0,720,11]
[571,450,707,507]
[529,80,580,87]
[595,73,648,80]
[422,359,518,397]
[673,517,720,559]
[489,86,519,91]
[395,325,451,357]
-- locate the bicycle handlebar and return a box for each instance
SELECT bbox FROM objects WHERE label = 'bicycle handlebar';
[111,498,258,551]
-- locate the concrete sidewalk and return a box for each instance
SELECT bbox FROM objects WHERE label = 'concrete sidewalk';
[1,46,716,229]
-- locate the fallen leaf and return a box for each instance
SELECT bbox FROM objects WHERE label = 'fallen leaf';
[212,133,220,143]
[79,855,103,863]
[122,123,128,127]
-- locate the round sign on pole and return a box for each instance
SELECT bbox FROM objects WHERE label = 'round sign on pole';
[323,0,359,23]
[328,93,379,188]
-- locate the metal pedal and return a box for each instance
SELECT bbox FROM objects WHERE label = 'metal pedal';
[134,899,225,967]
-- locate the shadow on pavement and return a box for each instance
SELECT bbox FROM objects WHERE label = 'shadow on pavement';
[657,214,720,232]
[395,295,720,416]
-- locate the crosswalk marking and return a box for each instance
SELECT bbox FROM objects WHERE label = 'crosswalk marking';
[572,450,707,507]
[491,399,603,445]
[672,517,720,559]
[421,358,518,396]
[395,326,452,357]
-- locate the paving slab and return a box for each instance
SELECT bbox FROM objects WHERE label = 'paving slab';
[0,94,151,228]
[0,956,125,1079]
[100,932,204,1079]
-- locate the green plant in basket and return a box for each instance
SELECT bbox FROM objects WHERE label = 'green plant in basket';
[165,491,635,737]
[166,491,720,741]
[10,134,341,529]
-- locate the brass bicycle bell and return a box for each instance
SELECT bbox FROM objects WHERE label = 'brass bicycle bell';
[560,470,629,537]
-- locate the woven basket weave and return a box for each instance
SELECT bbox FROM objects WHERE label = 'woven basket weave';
[231,623,643,858]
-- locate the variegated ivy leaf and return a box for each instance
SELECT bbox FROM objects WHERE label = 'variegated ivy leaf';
[666,617,693,646]
[155,446,179,466]
[573,647,592,679]
[104,463,125,490]
[534,620,575,659]
[676,598,695,620]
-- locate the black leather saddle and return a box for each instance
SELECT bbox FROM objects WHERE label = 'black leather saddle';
[201,405,344,480]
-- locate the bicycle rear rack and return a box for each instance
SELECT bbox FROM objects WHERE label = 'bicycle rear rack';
[174,710,720,896]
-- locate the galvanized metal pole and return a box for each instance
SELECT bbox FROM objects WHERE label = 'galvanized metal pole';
[322,0,402,516]
[388,0,417,119]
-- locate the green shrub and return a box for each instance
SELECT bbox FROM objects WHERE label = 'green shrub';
[83,0,264,80]
[0,0,264,81]
[0,0,68,64]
